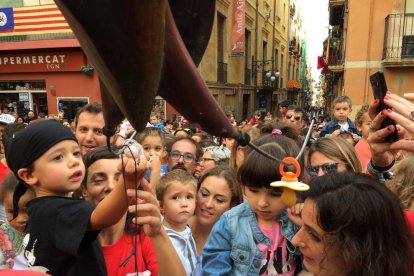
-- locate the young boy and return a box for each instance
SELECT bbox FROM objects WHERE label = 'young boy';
[156,170,197,276]
[320,95,362,140]
[5,120,147,275]
[149,113,165,131]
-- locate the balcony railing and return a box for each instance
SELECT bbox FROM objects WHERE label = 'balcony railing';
[217,62,227,83]
[244,68,251,85]
[383,13,414,60]
[327,49,343,66]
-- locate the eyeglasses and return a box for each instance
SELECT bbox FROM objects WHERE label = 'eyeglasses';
[306,162,342,177]
[170,151,195,163]
[286,114,302,121]
[200,157,215,164]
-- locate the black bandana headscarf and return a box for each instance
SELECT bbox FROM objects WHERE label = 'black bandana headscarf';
[5,120,78,219]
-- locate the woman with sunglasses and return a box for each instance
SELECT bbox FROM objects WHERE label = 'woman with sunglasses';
[306,137,362,178]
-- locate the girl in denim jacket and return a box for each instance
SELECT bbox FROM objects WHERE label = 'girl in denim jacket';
[202,141,303,276]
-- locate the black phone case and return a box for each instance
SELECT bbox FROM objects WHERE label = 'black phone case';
[369,71,399,142]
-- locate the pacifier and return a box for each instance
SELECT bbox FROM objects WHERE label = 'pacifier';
[270,157,309,206]
[121,138,144,160]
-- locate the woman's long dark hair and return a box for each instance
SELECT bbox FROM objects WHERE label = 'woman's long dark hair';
[304,173,414,276]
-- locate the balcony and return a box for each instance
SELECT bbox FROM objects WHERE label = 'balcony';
[327,49,344,73]
[382,14,414,67]
[329,0,345,26]
[289,38,296,51]
[217,62,227,83]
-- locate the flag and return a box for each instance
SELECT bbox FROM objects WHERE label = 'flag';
[0,8,14,31]
[317,56,326,70]
[0,4,71,36]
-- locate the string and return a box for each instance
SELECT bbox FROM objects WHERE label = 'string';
[106,136,139,272]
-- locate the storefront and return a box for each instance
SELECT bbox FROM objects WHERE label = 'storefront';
[0,44,101,120]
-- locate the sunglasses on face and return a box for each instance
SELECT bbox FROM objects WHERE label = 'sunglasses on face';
[306,162,341,178]
[286,114,302,121]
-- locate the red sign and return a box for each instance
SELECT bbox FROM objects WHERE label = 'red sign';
[231,0,245,56]
[0,50,85,73]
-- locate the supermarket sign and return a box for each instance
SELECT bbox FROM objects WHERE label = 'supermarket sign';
[0,51,84,73]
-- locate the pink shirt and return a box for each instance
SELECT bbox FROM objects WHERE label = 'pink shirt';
[257,222,295,276]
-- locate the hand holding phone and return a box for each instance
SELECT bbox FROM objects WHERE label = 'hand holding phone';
[369,71,399,142]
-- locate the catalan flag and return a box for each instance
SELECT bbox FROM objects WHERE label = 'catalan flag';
[0,4,72,36]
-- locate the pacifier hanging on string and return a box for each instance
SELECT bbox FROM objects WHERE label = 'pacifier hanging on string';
[270,157,309,206]
[118,131,144,160]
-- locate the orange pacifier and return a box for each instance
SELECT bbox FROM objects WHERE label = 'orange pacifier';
[270,157,309,206]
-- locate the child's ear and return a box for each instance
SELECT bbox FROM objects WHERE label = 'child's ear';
[81,185,89,200]
[356,124,362,132]
[17,168,37,187]
[158,200,163,211]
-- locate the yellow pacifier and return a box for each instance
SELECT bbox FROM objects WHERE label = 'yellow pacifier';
[270,157,309,206]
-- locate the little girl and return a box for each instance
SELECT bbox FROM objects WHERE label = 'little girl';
[5,120,146,275]
[202,140,303,275]
[0,172,34,270]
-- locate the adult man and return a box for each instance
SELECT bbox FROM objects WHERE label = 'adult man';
[283,105,305,132]
[24,110,36,123]
[75,102,124,155]
[167,137,202,175]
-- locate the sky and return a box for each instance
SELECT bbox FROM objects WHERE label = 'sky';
[300,0,330,86]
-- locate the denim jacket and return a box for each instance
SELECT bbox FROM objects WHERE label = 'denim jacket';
[202,202,301,276]
[319,118,362,138]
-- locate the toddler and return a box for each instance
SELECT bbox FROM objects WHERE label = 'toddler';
[156,170,197,276]
[320,95,361,140]
[5,120,146,275]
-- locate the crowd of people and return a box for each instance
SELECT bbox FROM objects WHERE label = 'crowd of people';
[0,92,412,275]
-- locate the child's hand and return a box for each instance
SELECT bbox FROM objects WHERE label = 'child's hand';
[149,156,161,194]
[351,133,360,141]
[287,203,303,227]
[127,179,161,237]
[119,155,148,189]
[331,130,340,137]
[149,156,161,171]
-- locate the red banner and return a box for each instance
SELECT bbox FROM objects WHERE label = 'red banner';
[231,0,245,55]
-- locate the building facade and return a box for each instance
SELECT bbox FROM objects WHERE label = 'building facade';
[199,0,308,121]
[0,2,100,120]
[0,0,310,123]
[324,0,414,118]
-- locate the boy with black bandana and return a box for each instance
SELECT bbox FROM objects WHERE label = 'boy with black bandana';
[5,120,147,275]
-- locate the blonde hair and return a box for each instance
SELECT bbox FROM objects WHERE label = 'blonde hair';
[156,170,197,201]
[387,155,414,210]
[354,104,369,127]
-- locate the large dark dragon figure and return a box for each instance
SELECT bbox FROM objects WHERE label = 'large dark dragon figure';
[54,0,245,142]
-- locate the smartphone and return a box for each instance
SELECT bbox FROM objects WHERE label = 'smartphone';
[369,71,399,142]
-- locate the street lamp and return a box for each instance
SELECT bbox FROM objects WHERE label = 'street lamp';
[265,70,280,84]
